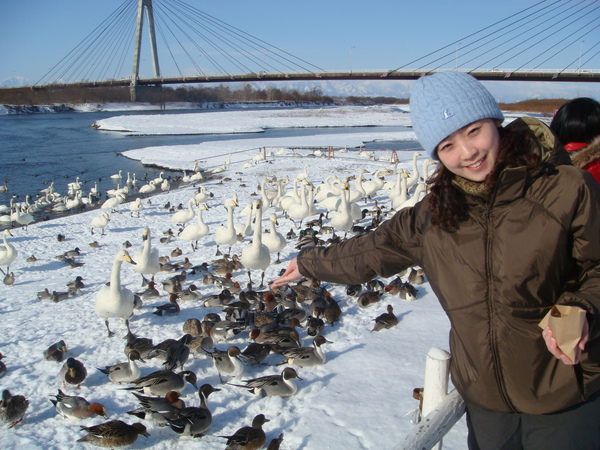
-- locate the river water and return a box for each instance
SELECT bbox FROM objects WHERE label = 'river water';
[0,107,415,209]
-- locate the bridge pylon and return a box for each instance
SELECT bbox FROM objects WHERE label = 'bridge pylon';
[131,0,162,102]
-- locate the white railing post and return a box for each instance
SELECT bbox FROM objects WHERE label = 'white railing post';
[394,347,466,450]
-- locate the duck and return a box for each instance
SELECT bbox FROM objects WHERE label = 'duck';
[94,249,137,338]
[372,304,399,331]
[240,200,271,289]
[179,203,210,251]
[77,420,149,447]
[125,369,198,396]
[1,389,29,428]
[230,367,301,397]
[66,275,85,290]
[280,336,330,367]
[171,197,197,227]
[407,267,427,285]
[203,345,244,383]
[162,334,193,372]
[357,290,382,308]
[399,281,419,301]
[90,211,110,235]
[44,339,68,362]
[136,280,160,300]
[124,331,155,360]
[239,343,272,366]
[3,271,15,286]
[263,213,286,264]
[219,414,269,450]
[215,200,238,256]
[60,357,88,388]
[127,390,185,424]
[165,384,221,438]
[51,389,107,420]
[0,230,17,275]
[97,350,144,383]
[133,227,160,285]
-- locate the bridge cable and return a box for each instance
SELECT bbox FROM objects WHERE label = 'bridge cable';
[165,0,298,75]
[34,0,134,86]
[471,1,600,72]
[387,0,558,74]
[168,0,324,73]
[423,0,573,72]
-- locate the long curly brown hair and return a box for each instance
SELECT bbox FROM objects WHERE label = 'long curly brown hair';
[428,125,542,231]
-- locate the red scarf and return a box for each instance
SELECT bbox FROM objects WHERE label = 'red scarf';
[564,142,588,151]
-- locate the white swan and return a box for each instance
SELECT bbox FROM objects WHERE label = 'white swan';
[391,170,409,211]
[397,182,428,211]
[214,200,238,256]
[362,168,391,198]
[240,200,271,288]
[263,213,287,264]
[287,181,311,228]
[171,198,197,227]
[0,230,17,275]
[94,249,137,337]
[101,193,126,212]
[235,203,254,237]
[133,227,160,285]
[138,180,157,196]
[406,152,422,192]
[348,169,368,203]
[329,184,354,235]
[129,198,143,217]
[110,170,123,180]
[179,204,210,251]
[195,186,209,203]
[91,211,110,235]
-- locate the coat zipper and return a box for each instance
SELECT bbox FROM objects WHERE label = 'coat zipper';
[485,202,518,412]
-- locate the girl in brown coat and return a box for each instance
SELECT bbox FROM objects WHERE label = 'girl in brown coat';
[272,72,600,449]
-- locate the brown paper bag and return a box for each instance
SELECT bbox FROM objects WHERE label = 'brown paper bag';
[539,305,587,362]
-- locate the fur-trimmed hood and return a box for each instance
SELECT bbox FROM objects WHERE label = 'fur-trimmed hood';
[570,136,600,169]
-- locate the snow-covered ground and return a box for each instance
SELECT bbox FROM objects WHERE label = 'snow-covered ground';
[0,105,491,449]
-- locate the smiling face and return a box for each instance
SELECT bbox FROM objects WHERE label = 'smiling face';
[435,119,501,182]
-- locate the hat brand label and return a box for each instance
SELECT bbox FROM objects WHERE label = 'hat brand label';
[442,108,454,120]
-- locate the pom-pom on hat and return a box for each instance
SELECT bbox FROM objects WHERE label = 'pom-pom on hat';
[410,71,504,159]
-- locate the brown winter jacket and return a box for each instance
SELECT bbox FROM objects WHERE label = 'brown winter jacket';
[297,117,600,414]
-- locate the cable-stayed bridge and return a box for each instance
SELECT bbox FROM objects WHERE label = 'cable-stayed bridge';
[29,0,600,100]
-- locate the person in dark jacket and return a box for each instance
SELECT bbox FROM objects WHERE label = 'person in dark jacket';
[271,72,600,450]
[550,97,600,184]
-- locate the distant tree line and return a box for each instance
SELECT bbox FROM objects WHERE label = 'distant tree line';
[0,83,336,106]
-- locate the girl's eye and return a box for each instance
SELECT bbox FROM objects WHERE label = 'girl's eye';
[438,142,452,152]
[468,126,480,135]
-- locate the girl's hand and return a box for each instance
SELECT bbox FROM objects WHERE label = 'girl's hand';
[542,318,589,365]
[270,257,302,289]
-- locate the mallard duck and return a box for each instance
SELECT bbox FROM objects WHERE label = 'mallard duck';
[219,414,269,450]
[94,249,137,337]
[165,384,220,438]
[51,389,107,420]
[44,340,68,362]
[1,389,29,428]
[77,420,149,447]
[60,357,87,387]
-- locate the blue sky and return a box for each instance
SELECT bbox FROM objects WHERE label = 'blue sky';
[1,0,598,101]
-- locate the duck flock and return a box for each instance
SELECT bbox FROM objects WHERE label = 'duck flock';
[0,147,463,449]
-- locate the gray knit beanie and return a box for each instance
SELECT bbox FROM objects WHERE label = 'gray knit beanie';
[410,71,504,159]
